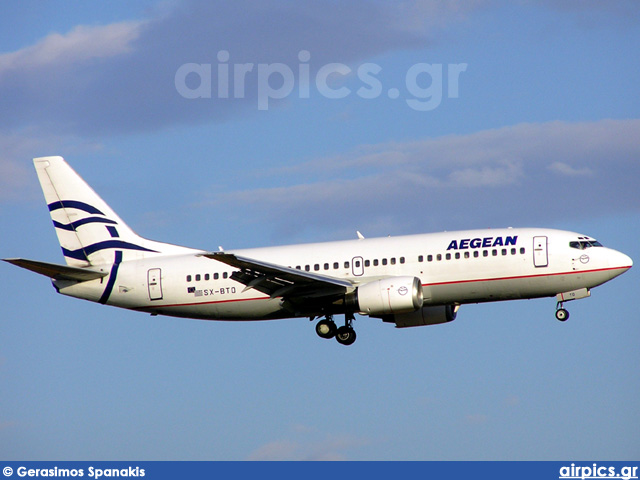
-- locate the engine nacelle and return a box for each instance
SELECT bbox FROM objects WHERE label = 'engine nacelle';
[382,305,457,328]
[356,276,423,315]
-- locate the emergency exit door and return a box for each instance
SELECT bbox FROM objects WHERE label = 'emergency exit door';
[533,236,548,268]
[148,268,163,300]
[352,256,364,276]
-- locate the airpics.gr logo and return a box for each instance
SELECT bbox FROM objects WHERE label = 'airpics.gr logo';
[175,50,468,111]
[559,463,638,480]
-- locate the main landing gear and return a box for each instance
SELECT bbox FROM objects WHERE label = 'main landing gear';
[314,314,357,346]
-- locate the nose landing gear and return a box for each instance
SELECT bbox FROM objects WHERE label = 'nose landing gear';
[314,314,357,345]
[555,303,569,321]
[554,288,590,321]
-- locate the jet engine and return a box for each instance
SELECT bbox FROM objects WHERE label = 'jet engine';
[381,304,457,328]
[354,276,423,315]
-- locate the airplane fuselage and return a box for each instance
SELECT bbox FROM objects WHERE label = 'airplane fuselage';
[5,157,632,346]
[54,227,631,322]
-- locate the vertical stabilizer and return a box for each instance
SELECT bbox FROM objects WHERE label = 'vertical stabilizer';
[34,156,198,266]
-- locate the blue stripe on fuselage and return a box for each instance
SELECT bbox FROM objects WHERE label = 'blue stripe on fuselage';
[98,251,123,304]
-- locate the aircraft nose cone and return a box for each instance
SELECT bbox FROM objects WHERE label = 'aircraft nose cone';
[611,250,633,270]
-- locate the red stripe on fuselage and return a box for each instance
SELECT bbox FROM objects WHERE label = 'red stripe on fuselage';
[423,266,630,287]
[141,266,631,310]
[146,296,271,309]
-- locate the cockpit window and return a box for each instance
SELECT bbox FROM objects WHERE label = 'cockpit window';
[569,240,603,250]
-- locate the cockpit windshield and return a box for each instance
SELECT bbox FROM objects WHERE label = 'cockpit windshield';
[569,240,603,250]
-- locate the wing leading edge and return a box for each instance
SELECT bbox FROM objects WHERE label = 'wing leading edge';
[202,252,355,304]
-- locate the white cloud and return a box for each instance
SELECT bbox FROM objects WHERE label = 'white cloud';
[0,0,480,136]
[0,131,104,205]
[0,22,143,73]
[246,426,369,460]
[548,162,593,177]
[246,440,298,461]
[203,119,640,240]
[449,160,523,187]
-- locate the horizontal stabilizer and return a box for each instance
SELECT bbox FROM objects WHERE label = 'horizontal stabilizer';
[2,258,107,282]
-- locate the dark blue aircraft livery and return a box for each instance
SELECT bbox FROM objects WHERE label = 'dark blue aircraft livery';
[446,235,518,251]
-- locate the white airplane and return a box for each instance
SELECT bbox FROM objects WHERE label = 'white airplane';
[4,156,633,345]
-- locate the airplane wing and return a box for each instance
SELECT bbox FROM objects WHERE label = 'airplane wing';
[202,252,355,305]
[3,258,108,282]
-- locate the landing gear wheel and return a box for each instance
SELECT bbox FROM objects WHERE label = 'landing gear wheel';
[315,319,337,339]
[555,308,569,322]
[335,326,357,346]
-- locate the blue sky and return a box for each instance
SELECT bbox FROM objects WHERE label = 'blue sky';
[1,0,639,460]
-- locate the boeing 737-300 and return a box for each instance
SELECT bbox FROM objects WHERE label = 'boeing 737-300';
[3,156,633,345]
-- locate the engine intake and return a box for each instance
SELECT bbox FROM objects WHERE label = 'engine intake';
[355,276,423,315]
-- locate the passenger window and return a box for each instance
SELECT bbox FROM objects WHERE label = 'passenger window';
[205,273,210,281]
[324,263,329,270]
[333,262,339,269]
[382,259,388,265]
[492,250,497,256]
[418,255,423,262]
[186,275,192,282]
[455,252,460,259]
[446,253,451,260]
[520,248,525,254]
[511,248,516,255]
[223,272,228,279]
[373,259,379,266]
[437,254,442,261]
[390,258,396,265]
[427,255,433,262]
[314,264,320,271]
[344,261,350,269]
[474,251,479,258]
[483,250,488,257]
[400,257,405,264]
[305,265,310,271]
[195,274,201,281]
[502,249,507,256]
[464,252,470,259]
[365,260,370,267]
[214,273,219,280]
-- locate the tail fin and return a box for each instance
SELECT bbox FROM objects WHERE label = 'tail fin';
[34,156,197,267]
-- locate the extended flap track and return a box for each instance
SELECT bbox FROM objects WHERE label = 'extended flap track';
[231,268,295,298]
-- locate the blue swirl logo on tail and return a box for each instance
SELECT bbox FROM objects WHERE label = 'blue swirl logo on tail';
[48,200,159,261]
[48,200,105,215]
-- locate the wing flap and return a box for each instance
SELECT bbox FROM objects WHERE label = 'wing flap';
[3,258,108,282]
